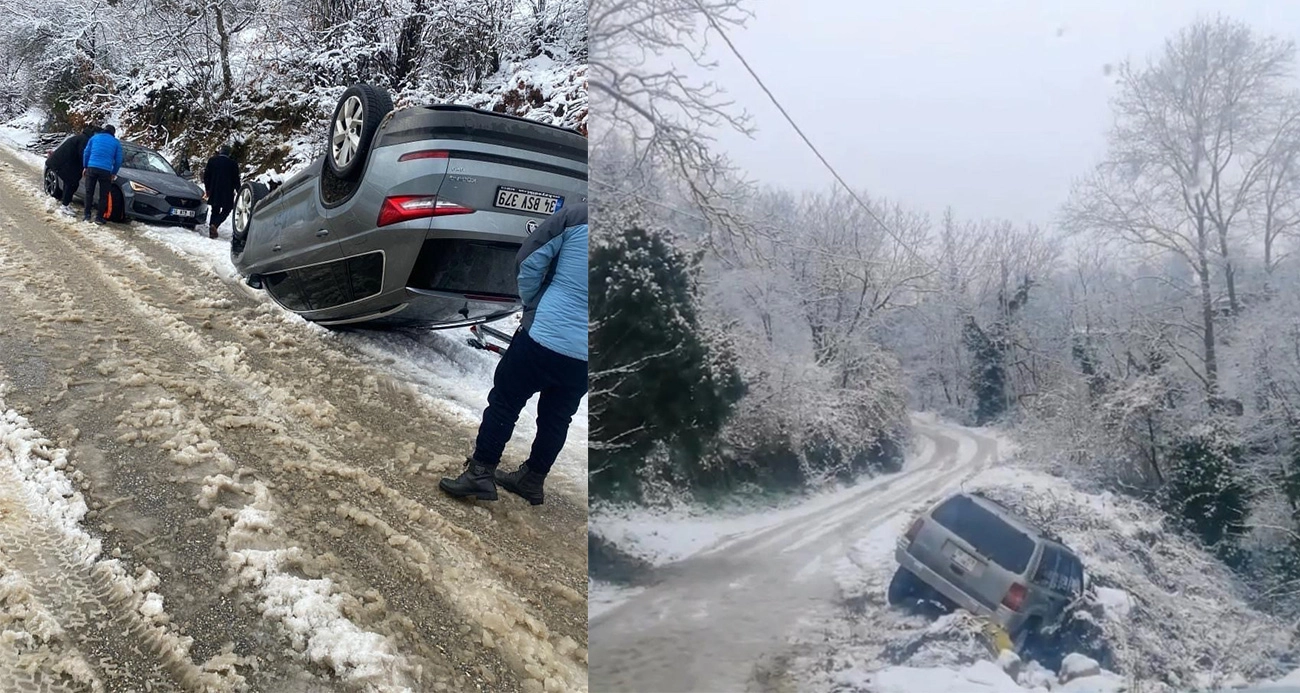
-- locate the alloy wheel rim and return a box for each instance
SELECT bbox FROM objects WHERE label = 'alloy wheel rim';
[331,95,364,168]
[235,188,251,232]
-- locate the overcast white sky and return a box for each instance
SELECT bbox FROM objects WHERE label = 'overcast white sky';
[702,0,1300,227]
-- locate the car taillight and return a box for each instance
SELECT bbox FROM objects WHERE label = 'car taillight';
[904,518,924,542]
[377,195,474,227]
[397,150,450,162]
[1001,582,1027,611]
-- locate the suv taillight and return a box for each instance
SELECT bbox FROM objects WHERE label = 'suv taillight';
[1001,582,1027,611]
[377,195,474,227]
[904,517,924,542]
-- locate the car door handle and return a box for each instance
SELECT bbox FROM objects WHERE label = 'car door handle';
[315,229,329,238]
[272,244,282,252]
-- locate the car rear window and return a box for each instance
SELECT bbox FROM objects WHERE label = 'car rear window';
[1032,545,1085,597]
[930,494,1036,573]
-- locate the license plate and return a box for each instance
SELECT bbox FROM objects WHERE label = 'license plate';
[494,186,562,215]
[171,208,196,218]
[951,548,979,572]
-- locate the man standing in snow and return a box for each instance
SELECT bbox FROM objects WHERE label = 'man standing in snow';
[440,203,588,506]
[46,125,98,212]
[81,124,123,224]
[202,145,240,240]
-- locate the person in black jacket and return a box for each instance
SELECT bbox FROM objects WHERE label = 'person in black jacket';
[45,125,98,210]
[202,145,240,240]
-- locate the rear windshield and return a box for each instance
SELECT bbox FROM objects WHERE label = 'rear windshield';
[930,494,1035,573]
[1032,545,1085,597]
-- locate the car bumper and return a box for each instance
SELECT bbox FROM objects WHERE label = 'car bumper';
[302,287,519,328]
[125,189,208,226]
[895,543,1028,633]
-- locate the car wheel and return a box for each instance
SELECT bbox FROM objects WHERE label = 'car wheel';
[232,181,269,256]
[105,186,126,223]
[1012,617,1042,655]
[43,169,61,198]
[326,83,393,182]
[887,566,919,606]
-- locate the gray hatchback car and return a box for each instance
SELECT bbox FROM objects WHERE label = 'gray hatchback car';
[891,492,1086,648]
[231,83,588,328]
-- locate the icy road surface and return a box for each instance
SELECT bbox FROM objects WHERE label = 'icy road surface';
[0,146,586,692]
[589,418,1001,692]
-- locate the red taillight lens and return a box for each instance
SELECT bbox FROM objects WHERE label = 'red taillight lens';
[905,518,924,542]
[397,150,450,162]
[1001,583,1027,611]
[377,195,474,227]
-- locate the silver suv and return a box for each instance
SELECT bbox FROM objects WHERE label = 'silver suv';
[891,492,1085,647]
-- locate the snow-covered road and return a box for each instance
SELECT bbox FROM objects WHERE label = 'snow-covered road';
[0,143,587,691]
[589,418,1002,692]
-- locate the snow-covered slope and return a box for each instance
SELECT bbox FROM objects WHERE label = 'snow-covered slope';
[793,464,1298,692]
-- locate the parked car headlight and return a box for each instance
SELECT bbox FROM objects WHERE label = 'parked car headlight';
[128,180,160,195]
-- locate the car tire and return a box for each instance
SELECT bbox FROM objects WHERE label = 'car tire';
[43,169,61,199]
[1012,617,1042,655]
[325,83,393,182]
[231,181,269,256]
[887,566,919,606]
[105,186,126,223]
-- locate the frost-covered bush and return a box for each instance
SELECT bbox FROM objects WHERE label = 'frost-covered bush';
[1160,422,1252,565]
[589,209,746,502]
[5,0,587,178]
[708,343,908,492]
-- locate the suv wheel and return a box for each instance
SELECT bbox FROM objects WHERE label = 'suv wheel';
[1012,617,1042,654]
[887,566,919,605]
[326,84,393,181]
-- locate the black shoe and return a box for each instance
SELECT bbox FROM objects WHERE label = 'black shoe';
[439,457,498,501]
[495,463,545,506]
[94,218,106,225]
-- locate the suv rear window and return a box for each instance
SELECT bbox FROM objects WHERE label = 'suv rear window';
[930,494,1036,573]
[1032,544,1084,597]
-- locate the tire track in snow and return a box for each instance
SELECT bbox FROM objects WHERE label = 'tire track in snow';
[589,421,1001,693]
[0,151,586,691]
[0,377,246,692]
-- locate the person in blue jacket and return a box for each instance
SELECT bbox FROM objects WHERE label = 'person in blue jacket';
[440,202,588,506]
[81,124,123,224]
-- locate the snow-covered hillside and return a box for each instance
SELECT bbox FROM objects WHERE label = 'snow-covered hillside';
[790,464,1299,692]
[4,0,586,182]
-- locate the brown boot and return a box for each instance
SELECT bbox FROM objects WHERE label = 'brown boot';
[208,224,219,239]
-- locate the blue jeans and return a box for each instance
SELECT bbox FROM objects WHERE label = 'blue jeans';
[473,329,588,476]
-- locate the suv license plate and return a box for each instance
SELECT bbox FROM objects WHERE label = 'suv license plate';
[494,186,561,215]
[171,208,196,218]
[951,549,979,572]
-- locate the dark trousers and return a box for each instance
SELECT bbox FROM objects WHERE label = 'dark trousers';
[473,329,588,476]
[83,167,112,220]
[58,170,79,206]
[210,195,234,227]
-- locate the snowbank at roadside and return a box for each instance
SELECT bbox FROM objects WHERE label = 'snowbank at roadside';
[591,468,907,568]
[588,578,644,620]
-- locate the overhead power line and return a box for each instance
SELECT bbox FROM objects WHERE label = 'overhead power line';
[694,1,933,269]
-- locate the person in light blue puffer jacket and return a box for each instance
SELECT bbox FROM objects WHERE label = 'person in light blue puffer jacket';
[440,203,588,506]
